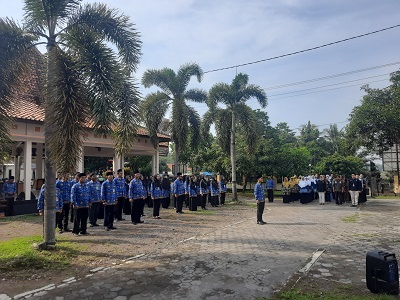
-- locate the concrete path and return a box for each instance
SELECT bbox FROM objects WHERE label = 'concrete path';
[8,198,396,300]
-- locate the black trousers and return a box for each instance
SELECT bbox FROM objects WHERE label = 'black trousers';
[140,198,146,216]
[267,189,274,202]
[72,207,88,234]
[173,195,177,208]
[131,198,142,223]
[211,195,219,206]
[201,194,208,209]
[62,202,71,230]
[189,196,197,211]
[123,197,131,215]
[56,211,63,230]
[176,194,185,212]
[115,197,125,220]
[335,191,343,205]
[5,197,14,216]
[220,192,226,205]
[184,194,189,208]
[104,204,115,228]
[153,198,161,217]
[89,202,100,225]
[161,196,170,208]
[257,201,265,223]
[147,195,153,208]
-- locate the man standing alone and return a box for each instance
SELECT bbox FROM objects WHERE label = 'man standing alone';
[254,175,266,225]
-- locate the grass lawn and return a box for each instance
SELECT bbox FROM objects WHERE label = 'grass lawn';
[267,289,395,300]
[0,235,85,273]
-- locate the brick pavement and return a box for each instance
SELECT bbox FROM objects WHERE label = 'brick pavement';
[4,198,398,300]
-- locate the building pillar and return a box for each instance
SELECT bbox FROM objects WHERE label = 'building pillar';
[75,147,84,173]
[152,147,160,175]
[24,140,32,200]
[36,146,43,179]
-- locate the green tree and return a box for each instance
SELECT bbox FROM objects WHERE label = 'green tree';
[275,147,312,177]
[315,153,366,177]
[204,73,267,201]
[299,121,320,145]
[0,0,141,248]
[323,124,342,154]
[141,63,207,175]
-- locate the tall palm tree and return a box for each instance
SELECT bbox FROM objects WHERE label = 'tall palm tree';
[203,73,267,201]
[323,124,343,154]
[141,63,207,175]
[0,0,141,248]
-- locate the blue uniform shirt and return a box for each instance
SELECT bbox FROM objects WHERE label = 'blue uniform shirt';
[129,178,145,199]
[219,181,227,193]
[56,180,74,203]
[210,181,219,196]
[266,179,275,189]
[189,184,198,197]
[101,180,117,205]
[254,182,265,201]
[3,181,16,195]
[150,183,163,199]
[88,181,102,203]
[173,179,185,196]
[71,182,91,207]
[37,185,62,212]
[113,177,127,197]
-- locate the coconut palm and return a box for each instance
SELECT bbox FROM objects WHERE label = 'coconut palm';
[141,63,207,175]
[323,124,343,154]
[203,73,267,201]
[0,0,141,248]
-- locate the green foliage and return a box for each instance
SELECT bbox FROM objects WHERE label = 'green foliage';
[315,153,366,177]
[275,147,312,177]
[126,156,152,175]
[268,289,393,300]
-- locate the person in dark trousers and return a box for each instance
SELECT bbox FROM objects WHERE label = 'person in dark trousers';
[57,173,73,231]
[71,173,91,236]
[161,173,171,209]
[332,175,344,205]
[349,173,362,207]
[199,175,209,210]
[210,177,219,207]
[254,175,266,225]
[173,173,185,213]
[129,170,145,224]
[219,175,227,205]
[265,176,275,203]
[3,176,16,216]
[113,169,127,221]
[102,171,118,231]
[37,184,63,233]
[88,174,101,227]
[150,174,163,218]
[188,176,198,211]
[316,175,327,205]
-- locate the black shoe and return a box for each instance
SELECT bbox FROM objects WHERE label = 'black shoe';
[90,224,94,227]
[261,221,267,225]
[138,220,144,223]
[93,223,100,227]
[215,205,219,207]
[110,227,117,230]
[120,218,126,221]
[132,222,137,225]
[79,232,90,235]
[105,227,110,231]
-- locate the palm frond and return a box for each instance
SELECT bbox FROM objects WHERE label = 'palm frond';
[141,91,170,147]
[215,109,232,154]
[68,3,141,72]
[46,47,89,173]
[113,79,142,156]
[235,104,259,153]
[184,88,207,103]
[232,73,249,91]
[141,68,177,95]
[208,82,233,107]
[171,100,188,153]
[176,62,203,93]
[201,110,214,138]
[187,105,201,150]
[240,84,267,108]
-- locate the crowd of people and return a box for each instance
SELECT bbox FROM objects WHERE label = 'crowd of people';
[36,170,228,236]
[281,173,368,207]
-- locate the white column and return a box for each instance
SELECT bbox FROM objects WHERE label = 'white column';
[36,146,43,179]
[24,140,32,200]
[75,147,84,172]
[152,147,160,175]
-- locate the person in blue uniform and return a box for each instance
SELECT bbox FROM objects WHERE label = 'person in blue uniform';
[199,175,209,210]
[173,173,185,213]
[102,171,118,231]
[56,173,73,232]
[219,176,227,205]
[161,173,171,209]
[210,177,219,207]
[188,176,198,211]
[129,170,145,224]
[113,169,127,221]
[3,176,17,216]
[70,173,91,236]
[150,174,163,219]
[37,184,63,233]
[254,174,266,225]
[266,176,275,203]
[88,174,101,227]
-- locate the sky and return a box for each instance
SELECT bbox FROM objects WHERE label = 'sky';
[2,0,400,134]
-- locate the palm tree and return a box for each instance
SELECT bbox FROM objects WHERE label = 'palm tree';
[141,63,207,175]
[0,0,141,248]
[323,124,343,153]
[299,121,320,144]
[204,73,267,201]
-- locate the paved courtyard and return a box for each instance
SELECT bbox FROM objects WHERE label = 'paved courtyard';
[3,197,400,300]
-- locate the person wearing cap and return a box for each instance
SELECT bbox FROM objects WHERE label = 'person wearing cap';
[254,174,266,225]
[102,171,118,231]
[88,174,101,227]
[129,170,145,224]
[173,172,185,213]
[37,184,64,233]
[71,173,92,236]
[3,176,17,216]
[113,169,127,222]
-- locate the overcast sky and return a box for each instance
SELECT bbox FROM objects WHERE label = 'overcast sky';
[2,0,400,133]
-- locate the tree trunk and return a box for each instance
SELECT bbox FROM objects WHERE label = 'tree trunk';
[41,45,57,249]
[174,143,179,176]
[231,111,238,201]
